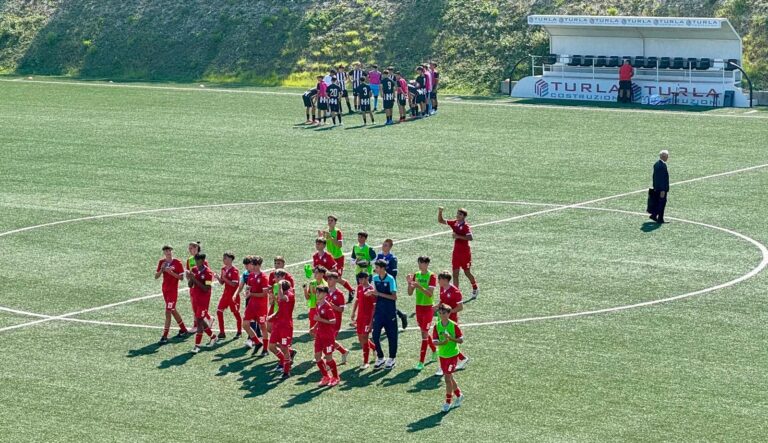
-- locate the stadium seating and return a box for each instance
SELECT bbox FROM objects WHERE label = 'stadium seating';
[671,57,685,69]
[696,58,712,70]
[568,55,583,66]
[582,55,595,67]
[607,56,620,68]
[686,58,698,69]
[545,53,558,64]
[595,56,607,67]
[644,57,658,69]
[631,56,645,68]
[659,57,671,69]
[725,58,739,70]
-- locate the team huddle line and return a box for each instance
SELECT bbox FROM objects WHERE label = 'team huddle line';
[154,208,478,412]
[302,62,440,126]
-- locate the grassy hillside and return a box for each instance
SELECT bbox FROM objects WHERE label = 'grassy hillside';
[0,0,766,92]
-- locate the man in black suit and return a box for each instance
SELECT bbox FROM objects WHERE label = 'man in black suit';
[651,150,670,223]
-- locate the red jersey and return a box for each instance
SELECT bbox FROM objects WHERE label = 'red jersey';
[447,219,472,254]
[315,300,337,338]
[274,289,296,327]
[328,287,346,329]
[245,271,269,311]
[312,251,338,271]
[356,284,376,320]
[397,78,408,95]
[156,258,183,291]
[268,271,295,289]
[189,265,214,298]
[220,266,240,298]
[439,284,463,311]
[619,64,633,81]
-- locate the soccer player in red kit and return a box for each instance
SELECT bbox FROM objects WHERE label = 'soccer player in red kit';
[243,256,270,356]
[214,252,241,340]
[185,241,211,333]
[267,257,295,333]
[154,245,188,343]
[312,237,355,299]
[437,271,470,374]
[350,272,377,368]
[313,286,340,387]
[268,279,296,378]
[325,272,350,364]
[438,207,479,299]
[186,253,216,353]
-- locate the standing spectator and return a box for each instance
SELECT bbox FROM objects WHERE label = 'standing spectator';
[618,60,634,103]
[370,259,398,369]
[368,65,382,111]
[376,239,408,330]
[651,150,670,224]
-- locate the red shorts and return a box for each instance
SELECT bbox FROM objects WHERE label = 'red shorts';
[416,305,434,331]
[193,294,211,318]
[334,257,345,275]
[162,289,178,311]
[217,294,240,312]
[440,355,459,375]
[308,308,317,330]
[269,323,293,347]
[244,300,267,323]
[314,335,335,355]
[356,316,372,335]
[452,251,472,270]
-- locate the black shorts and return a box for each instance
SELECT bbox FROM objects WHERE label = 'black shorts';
[383,100,394,110]
[329,98,341,113]
[415,93,426,104]
[397,94,407,106]
[353,89,359,97]
[430,91,437,100]
[303,96,314,107]
[318,97,328,111]
[342,90,349,98]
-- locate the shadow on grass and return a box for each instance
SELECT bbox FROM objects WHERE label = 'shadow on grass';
[126,342,162,358]
[238,361,284,398]
[282,386,329,408]
[406,411,448,432]
[158,352,195,369]
[380,368,420,387]
[641,221,662,232]
[407,374,441,393]
[338,366,388,391]
[211,344,249,362]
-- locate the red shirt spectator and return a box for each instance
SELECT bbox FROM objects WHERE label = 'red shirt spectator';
[619,63,634,81]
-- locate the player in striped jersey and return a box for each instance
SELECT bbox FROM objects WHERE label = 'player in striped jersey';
[355,74,374,125]
[336,65,353,114]
[351,62,365,111]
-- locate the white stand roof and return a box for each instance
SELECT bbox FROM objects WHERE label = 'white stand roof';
[528,15,742,61]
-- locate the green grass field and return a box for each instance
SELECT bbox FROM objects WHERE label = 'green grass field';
[0,77,767,442]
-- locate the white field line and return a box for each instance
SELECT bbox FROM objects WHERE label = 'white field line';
[0,163,767,333]
[2,77,766,120]
[30,205,768,334]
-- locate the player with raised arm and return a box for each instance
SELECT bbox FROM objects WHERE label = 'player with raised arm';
[154,245,188,343]
[325,272,350,364]
[214,252,241,340]
[267,279,296,378]
[350,272,377,368]
[313,286,340,387]
[438,207,479,299]
[433,303,465,412]
[313,236,355,300]
[381,69,396,125]
[186,253,216,353]
[243,256,270,356]
[406,256,437,370]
